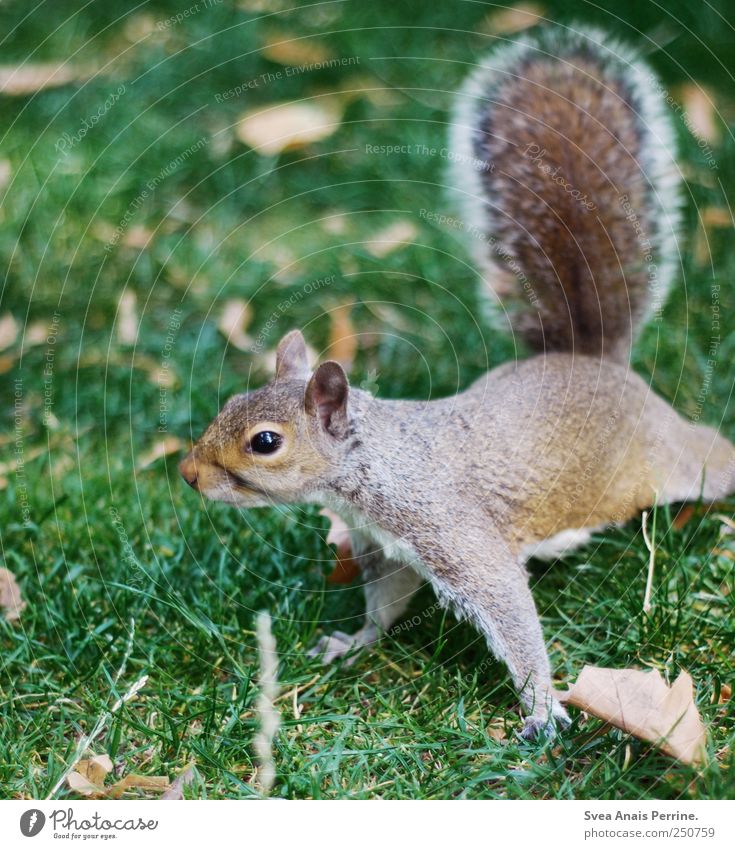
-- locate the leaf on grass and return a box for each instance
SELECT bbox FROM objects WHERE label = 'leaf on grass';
[483,2,545,34]
[325,302,357,371]
[559,666,706,764]
[365,220,418,258]
[236,99,342,155]
[0,63,90,96]
[261,32,333,66]
[123,225,155,250]
[320,508,360,584]
[106,774,169,799]
[160,762,198,800]
[700,207,732,228]
[67,754,114,795]
[22,321,50,349]
[67,754,169,799]
[0,567,26,622]
[0,159,11,191]
[218,299,253,351]
[678,83,719,143]
[117,290,139,346]
[137,436,185,471]
[0,313,18,350]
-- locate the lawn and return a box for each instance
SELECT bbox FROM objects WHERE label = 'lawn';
[1,0,734,800]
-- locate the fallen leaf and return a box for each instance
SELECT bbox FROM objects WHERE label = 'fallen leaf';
[320,508,360,584]
[672,504,696,529]
[0,568,26,622]
[137,436,185,471]
[117,290,139,346]
[0,63,90,96]
[236,99,342,156]
[123,225,155,249]
[483,2,545,34]
[161,762,198,800]
[67,759,168,799]
[559,666,706,764]
[22,321,49,349]
[718,683,731,704]
[0,313,18,350]
[0,159,11,191]
[261,32,333,66]
[74,754,114,789]
[678,83,719,143]
[700,207,732,228]
[106,774,169,799]
[365,220,418,258]
[487,724,507,742]
[218,299,253,351]
[67,771,105,797]
[326,302,357,371]
[65,754,113,796]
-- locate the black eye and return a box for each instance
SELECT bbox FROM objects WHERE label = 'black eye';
[249,431,283,454]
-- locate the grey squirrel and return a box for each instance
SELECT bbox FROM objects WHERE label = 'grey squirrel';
[179,26,735,738]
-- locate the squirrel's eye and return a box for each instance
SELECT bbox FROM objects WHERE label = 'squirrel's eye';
[249,431,283,454]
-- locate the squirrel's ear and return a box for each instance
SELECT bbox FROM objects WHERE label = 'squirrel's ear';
[275,330,309,380]
[305,361,349,438]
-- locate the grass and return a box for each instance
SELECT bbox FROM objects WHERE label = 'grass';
[1,0,734,800]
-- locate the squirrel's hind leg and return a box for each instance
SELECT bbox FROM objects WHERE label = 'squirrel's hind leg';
[308,548,423,665]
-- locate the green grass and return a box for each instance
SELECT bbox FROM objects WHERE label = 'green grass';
[1,0,734,800]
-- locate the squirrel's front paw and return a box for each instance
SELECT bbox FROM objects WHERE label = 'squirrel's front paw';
[518,701,571,741]
[308,631,363,665]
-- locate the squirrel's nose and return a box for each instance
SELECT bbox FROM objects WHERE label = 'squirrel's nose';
[179,452,199,489]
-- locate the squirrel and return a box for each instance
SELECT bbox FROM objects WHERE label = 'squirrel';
[179,25,735,738]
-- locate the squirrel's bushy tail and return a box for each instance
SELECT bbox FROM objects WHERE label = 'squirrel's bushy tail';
[449,25,682,360]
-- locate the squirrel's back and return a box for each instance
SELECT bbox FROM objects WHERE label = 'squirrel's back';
[449,25,682,360]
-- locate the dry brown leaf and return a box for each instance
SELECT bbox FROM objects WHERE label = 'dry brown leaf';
[67,771,105,797]
[672,504,696,530]
[236,99,342,155]
[22,321,49,349]
[0,159,11,191]
[320,508,360,584]
[117,290,139,346]
[66,752,169,800]
[161,762,198,800]
[123,225,155,249]
[0,63,89,96]
[718,683,732,704]
[365,220,418,258]
[679,83,719,143]
[487,724,507,742]
[218,299,253,351]
[484,2,545,34]
[137,436,185,471]
[559,666,706,764]
[106,774,169,799]
[0,313,18,350]
[326,302,357,370]
[261,32,333,66]
[65,754,113,796]
[76,754,113,787]
[0,568,25,622]
[700,207,732,228]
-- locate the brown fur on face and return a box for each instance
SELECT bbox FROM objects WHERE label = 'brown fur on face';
[179,331,353,507]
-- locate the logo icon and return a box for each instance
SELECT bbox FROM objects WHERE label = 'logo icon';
[20,810,46,837]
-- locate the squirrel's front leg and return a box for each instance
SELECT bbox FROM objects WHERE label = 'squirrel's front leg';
[308,544,423,665]
[421,533,569,739]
